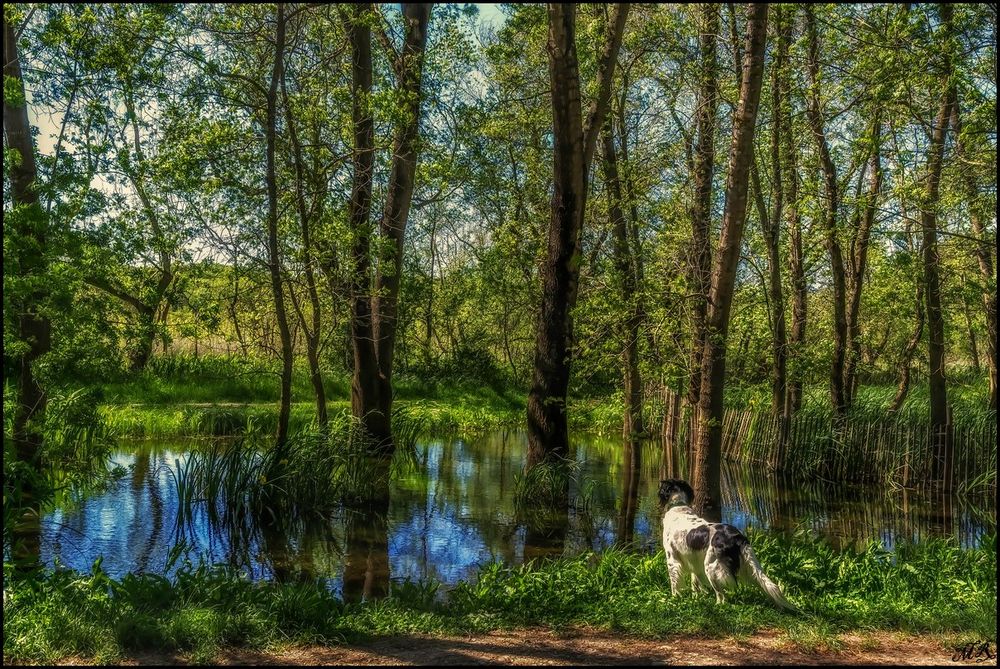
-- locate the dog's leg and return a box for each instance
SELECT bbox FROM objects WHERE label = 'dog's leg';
[690,573,703,594]
[666,551,683,596]
[705,558,734,605]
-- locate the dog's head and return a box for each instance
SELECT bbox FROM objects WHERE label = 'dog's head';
[658,479,694,507]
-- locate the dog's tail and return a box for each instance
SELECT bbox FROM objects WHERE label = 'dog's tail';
[739,543,795,611]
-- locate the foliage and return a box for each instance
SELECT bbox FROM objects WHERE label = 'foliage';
[4,531,995,663]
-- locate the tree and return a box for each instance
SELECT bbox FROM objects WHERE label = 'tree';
[950,92,997,410]
[686,3,719,443]
[526,2,629,467]
[920,3,955,485]
[371,3,434,448]
[804,5,849,419]
[263,3,294,449]
[600,116,643,440]
[690,3,767,519]
[344,2,385,445]
[4,9,51,487]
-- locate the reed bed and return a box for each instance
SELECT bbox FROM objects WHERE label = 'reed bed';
[647,384,996,491]
[172,407,425,535]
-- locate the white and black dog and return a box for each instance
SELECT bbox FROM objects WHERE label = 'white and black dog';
[659,479,793,610]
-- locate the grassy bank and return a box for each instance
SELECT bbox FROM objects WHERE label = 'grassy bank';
[4,532,995,664]
[99,398,523,439]
[92,354,523,438]
[92,354,994,440]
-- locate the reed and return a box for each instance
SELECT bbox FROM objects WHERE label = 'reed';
[172,407,425,541]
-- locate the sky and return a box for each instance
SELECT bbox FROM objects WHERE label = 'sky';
[474,3,507,29]
[27,4,509,157]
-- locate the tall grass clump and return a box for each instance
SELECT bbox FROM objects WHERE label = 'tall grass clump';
[512,456,577,512]
[173,407,425,535]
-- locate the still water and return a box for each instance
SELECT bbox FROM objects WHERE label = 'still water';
[40,430,995,599]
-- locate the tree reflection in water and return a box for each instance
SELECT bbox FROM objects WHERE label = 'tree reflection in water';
[342,492,391,603]
[340,454,393,603]
[616,438,642,548]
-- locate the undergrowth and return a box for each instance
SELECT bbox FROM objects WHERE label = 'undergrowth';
[4,531,995,664]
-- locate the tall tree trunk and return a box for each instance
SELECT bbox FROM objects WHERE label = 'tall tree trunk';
[345,3,388,446]
[265,3,293,449]
[844,114,883,405]
[371,3,432,451]
[122,89,174,372]
[601,121,643,439]
[761,4,787,419]
[526,3,629,467]
[686,3,720,432]
[4,12,50,569]
[691,3,768,520]
[922,3,954,486]
[615,75,659,370]
[776,10,806,414]
[804,5,848,418]
[950,92,997,410]
[281,42,328,430]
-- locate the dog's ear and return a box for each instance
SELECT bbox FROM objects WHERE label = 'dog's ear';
[678,480,695,504]
[657,480,672,504]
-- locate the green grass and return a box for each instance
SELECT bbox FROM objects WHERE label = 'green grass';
[94,353,525,439]
[100,354,523,408]
[100,398,523,439]
[95,353,993,439]
[4,531,995,664]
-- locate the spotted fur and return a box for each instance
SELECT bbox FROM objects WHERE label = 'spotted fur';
[658,479,793,610]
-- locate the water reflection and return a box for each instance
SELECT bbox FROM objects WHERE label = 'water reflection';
[37,430,996,596]
[343,496,391,603]
[616,439,641,548]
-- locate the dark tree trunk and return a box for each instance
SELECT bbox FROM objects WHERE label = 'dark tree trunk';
[686,3,720,421]
[615,76,659,370]
[526,3,629,467]
[601,121,643,440]
[4,13,50,570]
[122,87,175,373]
[345,3,388,447]
[922,4,954,486]
[775,10,806,414]
[371,3,432,451]
[691,3,768,521]
[804,5,848,418]
[950,92,997,410]
[4,14,51,474]
[960,286,981,373]
[760,7,787,420]
[281,40,328,430]
[265,3,293,449]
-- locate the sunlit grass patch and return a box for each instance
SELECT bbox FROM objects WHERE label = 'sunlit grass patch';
[3,531,995,664]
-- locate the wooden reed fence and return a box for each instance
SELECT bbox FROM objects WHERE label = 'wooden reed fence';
[644,383,997,492]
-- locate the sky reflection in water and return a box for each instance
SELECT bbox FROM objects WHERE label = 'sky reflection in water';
[41,429,996,598]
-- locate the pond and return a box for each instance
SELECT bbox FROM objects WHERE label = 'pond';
[37,429,996,600]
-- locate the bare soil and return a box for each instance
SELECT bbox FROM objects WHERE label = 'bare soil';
[40,628,997,666]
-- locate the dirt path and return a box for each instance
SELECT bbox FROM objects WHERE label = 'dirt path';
[50,629,995,666]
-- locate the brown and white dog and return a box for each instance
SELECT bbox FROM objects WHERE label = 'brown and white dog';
[659,479,793,610]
